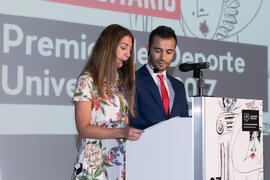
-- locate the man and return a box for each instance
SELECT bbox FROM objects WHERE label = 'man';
[129,26,189,130]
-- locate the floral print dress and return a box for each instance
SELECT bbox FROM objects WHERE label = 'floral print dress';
[72,72,128,180]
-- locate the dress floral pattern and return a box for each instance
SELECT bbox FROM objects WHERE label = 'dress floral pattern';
[72,72,128,180]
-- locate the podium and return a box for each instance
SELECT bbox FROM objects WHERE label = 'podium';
[126,116,193,179]
[126,97,264,180]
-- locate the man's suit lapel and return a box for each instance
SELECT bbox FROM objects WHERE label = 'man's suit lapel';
[140,65,166,115]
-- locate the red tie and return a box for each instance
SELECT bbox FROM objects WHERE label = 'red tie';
[157,74,170,117]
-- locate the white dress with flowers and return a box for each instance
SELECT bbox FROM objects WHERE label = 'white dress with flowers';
[72,72,128,180]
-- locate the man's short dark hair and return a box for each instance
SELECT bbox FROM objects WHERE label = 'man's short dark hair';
[148,25,177,50]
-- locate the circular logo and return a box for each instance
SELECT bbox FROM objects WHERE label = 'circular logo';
[243,113,250,122]
[216,120,225,135]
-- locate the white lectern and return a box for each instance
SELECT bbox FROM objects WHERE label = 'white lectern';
[126,117,193,180]
[193,97,263,180]
[126,97,264,180]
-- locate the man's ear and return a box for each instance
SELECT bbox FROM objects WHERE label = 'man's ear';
[147,45,150,56]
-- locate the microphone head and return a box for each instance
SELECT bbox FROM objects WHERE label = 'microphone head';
[178,62,210,72]
[149,63,159,73]
[153,68,159,73]
[122,60,128,66]
[204,62,210,68]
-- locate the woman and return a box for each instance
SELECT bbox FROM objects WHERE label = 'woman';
[72,24,143,180]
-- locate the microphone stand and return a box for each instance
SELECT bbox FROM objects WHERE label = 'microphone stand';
[193,69,205,97]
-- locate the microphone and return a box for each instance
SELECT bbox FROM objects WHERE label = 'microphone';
[153,68,159,73]
[179,62,210,72]
[149,63,159,73]
[116,56,128,66]
[147,52,159,73]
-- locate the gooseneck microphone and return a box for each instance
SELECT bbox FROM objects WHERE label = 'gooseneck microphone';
[178,62,210,72]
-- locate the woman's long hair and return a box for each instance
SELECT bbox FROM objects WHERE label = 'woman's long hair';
[81,24,135,117]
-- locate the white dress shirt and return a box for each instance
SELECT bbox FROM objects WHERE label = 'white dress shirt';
[146,63,175,111]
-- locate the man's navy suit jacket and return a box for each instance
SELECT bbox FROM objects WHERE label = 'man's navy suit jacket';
[129,65,189,130]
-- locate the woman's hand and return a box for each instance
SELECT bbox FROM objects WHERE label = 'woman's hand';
[124,126,144,141]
